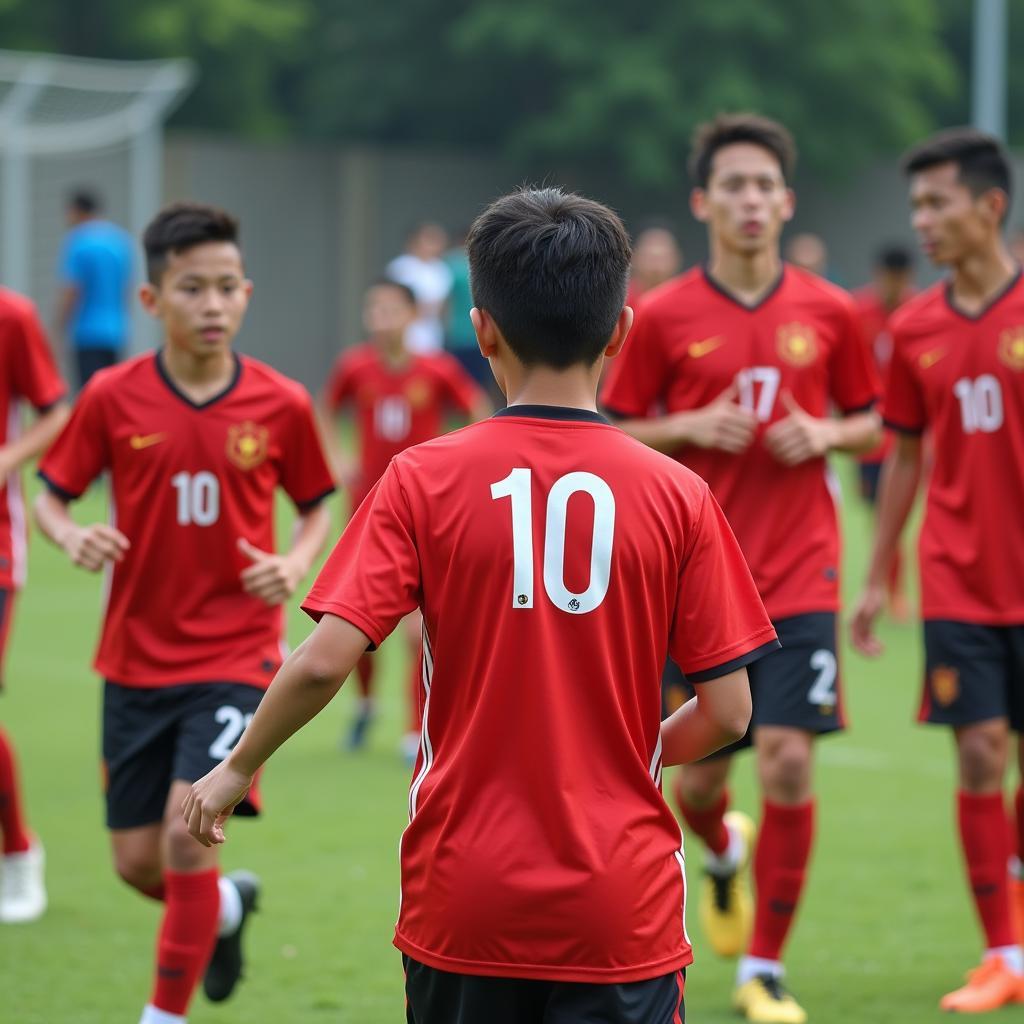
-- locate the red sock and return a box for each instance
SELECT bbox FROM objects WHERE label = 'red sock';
[0,727,32,855]
[674,785,730,857]
[151,869,220,1015]
[749,799,815,961]
[355,653,375,701]
[958,791,1014,949]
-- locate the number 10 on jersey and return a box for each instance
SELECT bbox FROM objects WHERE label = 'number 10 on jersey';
[490,468,616,614]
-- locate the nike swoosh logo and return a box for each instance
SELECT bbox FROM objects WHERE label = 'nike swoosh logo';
[688,336,725,359]
[130,433,167,450]
[918,348,947,369]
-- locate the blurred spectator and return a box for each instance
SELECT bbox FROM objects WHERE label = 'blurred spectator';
[627,225,683,305]
[387,222,453,354]
[785,231,829,276]
[56,189,134,389]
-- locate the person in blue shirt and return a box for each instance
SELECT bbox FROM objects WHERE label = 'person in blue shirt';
[57,189,134,388]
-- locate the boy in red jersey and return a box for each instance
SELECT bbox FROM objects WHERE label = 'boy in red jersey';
[183,187,778,1024]
[0,288,68,923]
[34,203,334,1024]
[602,114,880,1024]
[320,278,488,751]
[852,129,1024,1013]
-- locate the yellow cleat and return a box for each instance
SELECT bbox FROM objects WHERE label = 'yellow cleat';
[733,975,809,1024]
[699,810,755,957]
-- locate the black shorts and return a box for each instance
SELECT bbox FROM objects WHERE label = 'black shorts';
[663,613,844,758]
[74,347,120,390]
[919,620,1024,730]
[102,680,264,830]
[404,957,685,1024]
[858,461,883,504]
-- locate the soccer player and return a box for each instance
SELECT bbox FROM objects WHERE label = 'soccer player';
[851,129,1024,1013]
[627,225,684,307]
[601,114,880,1023]
[182,186,779,1024]
[852,244,916,620]
[0,287,69,923]
[320,278,489,751]
[34,202,334,1024]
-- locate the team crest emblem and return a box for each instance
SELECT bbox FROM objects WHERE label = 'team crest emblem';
[226,421,269,471]
[998,327,1024,371]
[931,665,960,707]
[406,379,431,410]
[776,323,818,366]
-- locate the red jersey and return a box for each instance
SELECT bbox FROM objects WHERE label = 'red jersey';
[0,289,66,590]
[884,274,1024,624]
[325,345,482,505]
[602,266,879,621]
[39,351,334,688]
[304,406,777,983]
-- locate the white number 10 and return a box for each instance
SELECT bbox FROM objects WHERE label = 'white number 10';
[490,468,615,614]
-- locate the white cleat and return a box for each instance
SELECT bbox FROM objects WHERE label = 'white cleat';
[0,841,47,923]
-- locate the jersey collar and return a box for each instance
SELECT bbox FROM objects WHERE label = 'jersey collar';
[944,266,1023,322]
[702,264,786,312]
[493,404,608,424]
[154,349,243,410]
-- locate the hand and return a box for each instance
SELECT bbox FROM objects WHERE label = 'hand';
[238,537,303,606]
[182,761,253,847]
[850,583,886,657]
[679,382,757,453]
[62,523,130,571]
[764,391,837,466]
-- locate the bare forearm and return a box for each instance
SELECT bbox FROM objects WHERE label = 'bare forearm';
[828,410,882,455]
[287,503,332,577]
[866,447,921,587]
[33,490,76,548]
[2,404,69,471]
[660,668,751,766]
[616,415,687,454]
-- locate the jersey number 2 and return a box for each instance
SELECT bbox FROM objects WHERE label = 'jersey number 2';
[490,469,615,614]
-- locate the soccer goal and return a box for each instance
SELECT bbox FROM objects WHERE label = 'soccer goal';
[0,50,194,348]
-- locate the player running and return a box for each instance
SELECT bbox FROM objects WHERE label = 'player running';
[601,114,880,1023]
[183,186,778,1024]
[851,128,1024,1013]
[34,203,334,1024]
[320,278,488,752]
[0,288,68,923]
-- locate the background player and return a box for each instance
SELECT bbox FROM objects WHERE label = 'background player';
[0,287,68,923]
[183,186,777,1024]
[852,244,916,621]
[851,129,1024,1014]
[34,202,335,1024]
[602,114,880,1024]
[320,278,488,753]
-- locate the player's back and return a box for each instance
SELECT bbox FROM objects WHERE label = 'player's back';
[308,404,774,981]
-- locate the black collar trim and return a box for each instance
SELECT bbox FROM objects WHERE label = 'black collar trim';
[155,349,242,410]
[493,404,608,424]
[944,267,1023,322]
[702,264,786,312]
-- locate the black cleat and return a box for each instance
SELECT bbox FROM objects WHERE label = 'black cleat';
[203,870,260,1003]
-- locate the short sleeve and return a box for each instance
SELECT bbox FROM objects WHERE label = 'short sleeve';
[302,460,421,647]
[37,380,110,499]
[324,354,357,412]
[828,301,881,413]
[280,390,336,510]
[434,353,483,415]
[8,303,66,410]
[670,487,779,680]
[600,302,668,418]
[882,331,926,434]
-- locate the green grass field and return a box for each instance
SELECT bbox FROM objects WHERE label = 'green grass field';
[0,463,983,1023]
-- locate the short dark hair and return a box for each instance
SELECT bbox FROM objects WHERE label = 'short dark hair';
[467,187,631,369]
[143,202,240,283]
[69,188,101,215]
[902,128,1012,208]
[369,277,417,307]
[875,244,914,272]
[689,113,797,188]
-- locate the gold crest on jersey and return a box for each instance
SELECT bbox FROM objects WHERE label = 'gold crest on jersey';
[776,323,819,366]
[226,421,269,471]
[931,665,960,707]
[405,378,431,410]
[998,327,1024,371]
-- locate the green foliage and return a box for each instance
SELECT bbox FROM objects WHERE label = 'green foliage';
[0,0,969,184]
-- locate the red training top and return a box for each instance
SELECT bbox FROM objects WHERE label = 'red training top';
[304,406,777,983]
[602,266,879,621]
[39,351,334,688]
[884,273,1024,624]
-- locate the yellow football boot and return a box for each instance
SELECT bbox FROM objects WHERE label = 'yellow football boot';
[733,974,808,1024]
[699,810,755,957]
